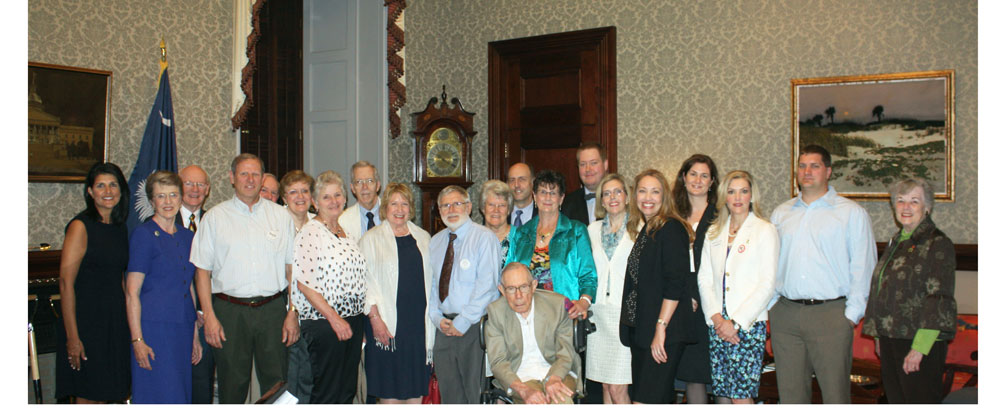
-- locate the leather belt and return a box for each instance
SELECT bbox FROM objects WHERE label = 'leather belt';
[213,292,283,308]
[784,296,845,306]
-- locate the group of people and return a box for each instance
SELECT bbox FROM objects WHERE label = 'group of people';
[55,143,957,405]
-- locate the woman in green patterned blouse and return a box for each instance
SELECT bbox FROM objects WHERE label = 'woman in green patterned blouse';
[862,177,956,403]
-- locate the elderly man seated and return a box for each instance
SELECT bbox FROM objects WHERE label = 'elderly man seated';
[485,262,581,404]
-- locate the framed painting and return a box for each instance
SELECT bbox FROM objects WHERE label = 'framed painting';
[28,62,113,183]
[790,70,954,201]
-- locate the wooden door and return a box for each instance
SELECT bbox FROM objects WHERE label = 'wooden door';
[488,27,616,190]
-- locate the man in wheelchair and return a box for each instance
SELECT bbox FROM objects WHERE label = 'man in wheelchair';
[484,263,583,404]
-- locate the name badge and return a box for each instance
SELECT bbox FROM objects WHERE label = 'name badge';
[460,258,471,270]
[738,244,746,253]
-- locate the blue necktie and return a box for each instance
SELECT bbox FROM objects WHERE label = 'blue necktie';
[513,210,523,227]
[366,211,375,230]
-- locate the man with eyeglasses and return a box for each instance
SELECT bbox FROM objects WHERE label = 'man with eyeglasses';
[485,262,579,404]
[338,160,381,241]
[429,185,501,403]
[177,164,215,404]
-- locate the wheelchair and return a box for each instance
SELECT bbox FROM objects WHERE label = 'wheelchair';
[478,310,596,404]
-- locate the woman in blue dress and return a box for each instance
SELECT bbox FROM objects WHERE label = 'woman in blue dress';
[125,170,202,403]
[358,183,434,403]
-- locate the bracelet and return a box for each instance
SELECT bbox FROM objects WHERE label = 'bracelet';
[580,296,592,305]
[656,318,667,326]
[131,337,143,343]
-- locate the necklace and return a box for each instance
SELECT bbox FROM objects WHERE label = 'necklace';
[319,217,343,236]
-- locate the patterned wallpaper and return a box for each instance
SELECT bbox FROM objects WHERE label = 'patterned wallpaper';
[391,0,978,243]
[28,0,234,248]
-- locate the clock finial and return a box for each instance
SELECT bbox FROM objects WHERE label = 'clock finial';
[440,85,447,106]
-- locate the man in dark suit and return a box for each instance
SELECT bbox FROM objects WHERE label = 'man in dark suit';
[485,262,580,404]
[507,163,538,227]
[178,164,215,403]
[561,143,608,226]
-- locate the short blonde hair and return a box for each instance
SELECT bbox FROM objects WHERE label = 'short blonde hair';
[479,180,513,214]
[379,183,416,221]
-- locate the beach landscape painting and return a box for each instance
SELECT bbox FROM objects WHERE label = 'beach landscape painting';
[791,70,954,201]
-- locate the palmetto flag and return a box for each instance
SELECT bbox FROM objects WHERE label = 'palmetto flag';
[126,67,177,234]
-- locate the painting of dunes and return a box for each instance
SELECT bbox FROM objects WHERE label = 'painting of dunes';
[791,70,954,201]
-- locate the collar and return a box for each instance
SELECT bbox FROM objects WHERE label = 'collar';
[180,204,200,218]
[515,298,535,323]
[898,216,937,244]
[794,185,837,208]
[449,217,473,239]
[513,202,533,214]
[359,198,381,216]
[231,195,260,214]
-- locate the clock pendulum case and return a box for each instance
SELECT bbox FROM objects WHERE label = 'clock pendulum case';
[411,86,477,234]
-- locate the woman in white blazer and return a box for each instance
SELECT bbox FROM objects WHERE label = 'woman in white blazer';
[357,183,435,403]
[585,174,637,403]
[696,170,778,404]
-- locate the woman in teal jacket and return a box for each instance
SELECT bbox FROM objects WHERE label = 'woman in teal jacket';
[505,169,597,319]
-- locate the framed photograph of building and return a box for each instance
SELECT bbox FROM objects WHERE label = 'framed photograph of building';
[28,62,113,183]
[791,70,954,201]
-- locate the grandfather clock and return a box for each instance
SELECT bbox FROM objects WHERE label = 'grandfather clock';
[411,86,476,234]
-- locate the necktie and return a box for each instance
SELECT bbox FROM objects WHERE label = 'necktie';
[189,213,197,233]
[366,211,375,230]
[584,192,596,200]
[513,210,523,227]
[439,233,457,302]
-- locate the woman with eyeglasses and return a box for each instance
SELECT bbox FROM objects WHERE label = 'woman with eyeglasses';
[585,173,637,403]
[505,169,597,320]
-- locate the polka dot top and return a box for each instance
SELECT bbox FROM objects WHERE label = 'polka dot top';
[292,218,367,320]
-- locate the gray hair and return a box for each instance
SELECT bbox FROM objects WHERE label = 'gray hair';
[437,185,471,205]
[889,177,935,214]
[230,153,264,174]
[350,160,380,184]
[314,170,348,199]
[479,180,513,213]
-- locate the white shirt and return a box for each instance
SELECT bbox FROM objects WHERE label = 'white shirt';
[190,196,295,297]
[514,302,552,382]
[584,188,596,224]
[180,204,202,229]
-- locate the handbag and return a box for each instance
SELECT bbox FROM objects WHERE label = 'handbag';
[422,370,441,404]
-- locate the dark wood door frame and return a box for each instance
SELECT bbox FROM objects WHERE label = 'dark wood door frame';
[488,27,617,182]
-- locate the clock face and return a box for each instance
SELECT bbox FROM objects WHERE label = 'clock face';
[426,127,463,177]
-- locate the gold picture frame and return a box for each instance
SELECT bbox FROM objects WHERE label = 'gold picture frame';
[790,70,954,201]
[28,62,113,183]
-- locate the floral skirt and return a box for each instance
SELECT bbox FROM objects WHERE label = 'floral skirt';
[707,310,767,399]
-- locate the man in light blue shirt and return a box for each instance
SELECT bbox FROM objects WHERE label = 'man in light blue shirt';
[769,145,877,404]
[429,185,502,403]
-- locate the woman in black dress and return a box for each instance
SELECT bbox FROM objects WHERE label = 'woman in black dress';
[357,183,434,403]
[670,154,720,403]
[57,162,131,403]
[620,169,696,404]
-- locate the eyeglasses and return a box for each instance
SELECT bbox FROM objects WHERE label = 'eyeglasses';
[601,188,625,198]
[536,189,561,198]
[353,178,376,186]
[439,201,469,210]
[503,284,532,295]
[184,181,208,189]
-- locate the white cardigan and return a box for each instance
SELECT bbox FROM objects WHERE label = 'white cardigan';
[586,219,634,306]
[696,211,779,330]
[357,220,435,361]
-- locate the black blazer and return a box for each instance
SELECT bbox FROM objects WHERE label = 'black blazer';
[507,202,539,225]
[560,187,590,225]
[620,219,695,349]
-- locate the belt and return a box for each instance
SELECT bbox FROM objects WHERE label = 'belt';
[213,292,283,308]
[443,313,458,320]
[784,296,845,306]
